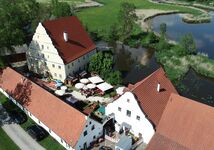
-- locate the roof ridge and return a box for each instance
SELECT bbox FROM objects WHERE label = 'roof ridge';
[130,67,164,92]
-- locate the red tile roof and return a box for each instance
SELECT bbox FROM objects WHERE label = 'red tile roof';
[147,93,214,150]
[42,16,96,64]
[146,133,189,150]
[0,67,86,147]
[130,68,178,126]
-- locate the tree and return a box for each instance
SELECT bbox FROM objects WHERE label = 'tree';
[106,71,122,85]
[108,23,119,45]
[160,23,167,38]
[88,52,113,77]
[156,37,170,51]
[180,33,196,54]
[118,2,138,42]
[51,0,74,18]
[0,0,39,50]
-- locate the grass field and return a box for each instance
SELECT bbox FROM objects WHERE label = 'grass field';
[0,128,20,150]
[37,0,84,3]
[76,0,202,37]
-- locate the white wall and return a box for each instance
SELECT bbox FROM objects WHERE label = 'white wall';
[65,49,96,77]
[105,92,155,144]
[27,23,97,81]
[0,88,74,150]
[75,117,103,150]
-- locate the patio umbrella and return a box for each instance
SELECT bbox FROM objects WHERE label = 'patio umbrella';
[83,85,89,90]
[55,90,65,96]
[116,87,125,95]
[75,83,84,89]
[87,83,96,89]
[80,78,89,84]
[61,86,67,91]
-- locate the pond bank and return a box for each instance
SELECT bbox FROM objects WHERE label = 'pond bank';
[136,0,212,29]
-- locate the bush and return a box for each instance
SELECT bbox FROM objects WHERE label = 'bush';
[106,71,122,85]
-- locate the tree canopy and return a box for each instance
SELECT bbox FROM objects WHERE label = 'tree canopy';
[0,0,39,50]
[118,2,138,42]
[88,51,123,85]
[51,0,75,18]
[180,33,196,54]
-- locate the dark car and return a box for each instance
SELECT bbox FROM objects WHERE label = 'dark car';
[99,146,112,150]
[9,111,27,124]
[27,125,48,141]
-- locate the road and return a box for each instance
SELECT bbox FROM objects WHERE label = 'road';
[0,104,45,150]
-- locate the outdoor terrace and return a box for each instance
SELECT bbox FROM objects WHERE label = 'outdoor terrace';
[21,70,121,123]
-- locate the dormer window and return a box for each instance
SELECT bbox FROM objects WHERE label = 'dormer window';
[127,99,130,103]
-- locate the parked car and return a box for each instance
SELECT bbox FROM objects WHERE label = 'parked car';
[9,111,27,124]
[0,105,11,124]
[99,146,112,150]
[27,125,48,141]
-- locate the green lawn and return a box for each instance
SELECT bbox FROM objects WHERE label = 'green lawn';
[0,128,20,150]
[36,0,84,3]
[0,94,65,150]
[77,0,202,37]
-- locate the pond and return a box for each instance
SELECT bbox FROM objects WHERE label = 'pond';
[99,12,214,106]
[151,12,214,58]
[149,12,214,105]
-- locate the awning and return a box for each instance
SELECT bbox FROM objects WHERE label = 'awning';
[88,76,104,84]
[97,82,113,92]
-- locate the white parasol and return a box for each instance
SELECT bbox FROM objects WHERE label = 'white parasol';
[55,90,65,96]
[75,83,84,89]
[87,83,97,89]
[80,78,89,84]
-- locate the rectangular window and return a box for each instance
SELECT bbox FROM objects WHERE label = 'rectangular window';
[91,125,95,131]
[126,110,131,117]
[136,115,140,121]
[61,139,64,143]
[52,64,55,68]
[118,107,121,112]
[72,63,74,66]
[127,99,130,103]
[54,73,57,77]
[41,45,44,50]
[59,74,62,78]
[58,66,61,69]
[78,59,80,63]
[68,65,70,69]
[49,129,51,133]
[84,131,87,136]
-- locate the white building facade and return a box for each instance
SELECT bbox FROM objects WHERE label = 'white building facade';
[26,17,96,81]
[105,92,155,144]
[0,87,103,150]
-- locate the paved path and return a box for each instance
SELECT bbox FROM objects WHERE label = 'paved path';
[71,91,113,103]
[2,124,45,150]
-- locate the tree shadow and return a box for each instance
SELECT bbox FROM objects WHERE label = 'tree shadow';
[6,79,32,106]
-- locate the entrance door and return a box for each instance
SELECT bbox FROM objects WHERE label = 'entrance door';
[83,142,87,150]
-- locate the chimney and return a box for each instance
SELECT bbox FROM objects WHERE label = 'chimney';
[63,32,68,42]
[157,82,160,92]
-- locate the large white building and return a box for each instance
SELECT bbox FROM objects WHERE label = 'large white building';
[106,68,178,144]
[0,67,104,150]
[26,16,96,81]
